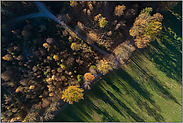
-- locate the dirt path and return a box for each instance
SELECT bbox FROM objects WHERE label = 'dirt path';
[4,1,110,57]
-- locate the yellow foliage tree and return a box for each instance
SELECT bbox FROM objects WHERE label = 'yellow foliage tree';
[130,11,163,49]
[43,43,50,49]
[70,42,80,51]
[129,13,151,37]
[84,73,95,81]
[143,20,162,40]
[98,17,108,28]
[53,55,59,61]
[97,60,113,75]
[62,85,84,104]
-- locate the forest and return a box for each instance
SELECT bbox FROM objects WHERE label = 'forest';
[1,1,181,122]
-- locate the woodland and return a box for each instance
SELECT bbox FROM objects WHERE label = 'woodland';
[1,1,179,122]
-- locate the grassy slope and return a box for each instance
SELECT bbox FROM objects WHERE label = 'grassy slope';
[52,2,182,122]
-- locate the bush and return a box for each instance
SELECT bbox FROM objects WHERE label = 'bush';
[61,85,84,104]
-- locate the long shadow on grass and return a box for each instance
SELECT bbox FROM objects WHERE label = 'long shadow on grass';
[129,54,181,106]
[141,31,182,83]
[92,69,165,122]
[52,69,166,122]
[139,4,182,83]
[114,69,165,121]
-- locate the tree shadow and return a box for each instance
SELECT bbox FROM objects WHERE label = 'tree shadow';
[142,32,182,83]
[138,3,182,84]
[129,55,181,106]
[93,69,165,122]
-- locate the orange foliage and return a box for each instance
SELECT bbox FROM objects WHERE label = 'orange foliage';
[84,73,95,81]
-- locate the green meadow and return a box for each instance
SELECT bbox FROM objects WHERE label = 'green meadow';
[52,2,182,122]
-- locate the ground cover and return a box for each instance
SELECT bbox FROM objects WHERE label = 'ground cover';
[52,3,182,121]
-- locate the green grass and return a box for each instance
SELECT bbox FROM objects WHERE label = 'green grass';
[52,2,182,122]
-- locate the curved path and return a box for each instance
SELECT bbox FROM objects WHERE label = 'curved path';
[3,1,110,56]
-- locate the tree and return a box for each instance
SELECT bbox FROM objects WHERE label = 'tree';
[129,13,151,37]
[70,42,80,51]
[114,5,126,17]
[134,35,151,48]
[84,73,95,82]
[2,54,13,61]
[129,10,163,49]
[97,60,113,75]
[114,41,135,61]
[98,17,108,28]
[61,85,84,104]
[143,20,162,40]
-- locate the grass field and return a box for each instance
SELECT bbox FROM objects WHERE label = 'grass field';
[52,2,182,122]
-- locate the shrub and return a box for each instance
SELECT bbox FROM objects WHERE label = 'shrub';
[140,7,152,14]
[61,85,84,104]
[84,73,95,81]
[98,17,108,28]
[114,5,126,17]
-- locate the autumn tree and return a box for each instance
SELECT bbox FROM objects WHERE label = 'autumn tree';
[61,85,84,104]
[114,41,136,62]
[98,17,108,28]
[97,59,113,75]
[84,73,95,82]
[143,20,162,41]
[114,5,126,17]
[129,13,151,37]
[70,42,80,51]
[129,8,163,48]
[134,35,151,49]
